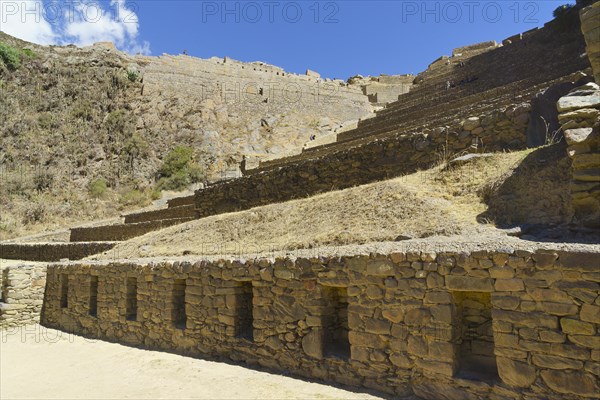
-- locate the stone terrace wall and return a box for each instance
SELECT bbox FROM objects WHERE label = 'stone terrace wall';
[194,104,531,218]
[558,82,600,228]
[581,3,600,83]
[0,242,117,262]
[70,218,194,242]
[42,248,600,399]
[1,264,47,327]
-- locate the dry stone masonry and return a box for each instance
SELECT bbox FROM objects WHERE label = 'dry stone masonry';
[0,263,47,327]
[140,55,373,122]
[41,247,600,399]
[580,2,600,83]
[558,82,600,229]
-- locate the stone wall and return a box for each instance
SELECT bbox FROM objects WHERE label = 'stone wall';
[124,205,198,224]
[1,264,47,327]
[70,218,194,242]
[41,247,600,398]
[194,104,531,218]
[0,242,117,262]
[580,2,600,83]
[558,82,600,228]
[358,75,414,105]
[140,55,372,122]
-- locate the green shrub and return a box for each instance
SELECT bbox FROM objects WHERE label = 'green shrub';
[88,178,108,199]
[126,70,140,82]
[21,48,36,58]
[156,146,204,191]
[119,188,149,207]
[158,146,194,177]
[0,42,22,70]
[123,133,150,164]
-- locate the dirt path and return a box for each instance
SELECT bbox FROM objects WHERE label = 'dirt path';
[0,325,384,400]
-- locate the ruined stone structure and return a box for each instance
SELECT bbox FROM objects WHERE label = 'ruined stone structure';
[580,2,600,83]
[140,55,372,122]
[41,246,600,399]
[558,82,600,228]
[2,6,599,400]
[352,75,415,105]
[1,263,46,327]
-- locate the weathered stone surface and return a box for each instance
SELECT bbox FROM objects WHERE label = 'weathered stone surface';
[497,357,536,387]
[540,370,600,397]
[301,329,323,359]
[560,318,595,335]
[557,93,600,112]
[446,276,493,292]
[532,354,584,370]
[494,279,524,292]
[580,304,600,323]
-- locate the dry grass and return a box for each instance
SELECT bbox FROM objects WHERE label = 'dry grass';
[93,150,530,259]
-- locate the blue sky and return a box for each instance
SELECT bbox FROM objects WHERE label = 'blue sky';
[1,1,568,79]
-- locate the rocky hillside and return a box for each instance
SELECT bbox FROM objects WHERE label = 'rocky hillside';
[0,32,373,240]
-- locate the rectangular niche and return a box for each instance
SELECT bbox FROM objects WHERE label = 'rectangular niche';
[322,286,350,360]
[234,282,254,340]
[60,274,69,309]
[89,276,99,317]
[172,279,187,329]
[452,291,499,381]
[125,277,138,321]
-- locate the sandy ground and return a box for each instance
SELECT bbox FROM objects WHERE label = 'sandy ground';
[0,325,384,400]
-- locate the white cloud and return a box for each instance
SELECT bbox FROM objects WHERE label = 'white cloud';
[0,0,151,55]
[0,1,57,44]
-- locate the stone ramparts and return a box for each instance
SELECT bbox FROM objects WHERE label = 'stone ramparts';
[41,246,600,398]
[141,55,372,122]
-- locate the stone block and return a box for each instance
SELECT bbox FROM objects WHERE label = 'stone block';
[496,357,536,387]
[580,304,600,323]
[540,370,599,397]
[494,279,524,292]
[446,276,493,292]
[560,318,595,335]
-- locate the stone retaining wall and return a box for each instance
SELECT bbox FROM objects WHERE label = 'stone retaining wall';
[194,104,531,218]
[1,264,47,327]
[0,242,117,262]
[70,218,194,242]
[41,248,600,399]
[124,205,198,224]
[580,2,600,83]
[558,82,600,228]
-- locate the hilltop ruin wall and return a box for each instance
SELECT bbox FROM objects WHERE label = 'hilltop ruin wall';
[140,55,373,122]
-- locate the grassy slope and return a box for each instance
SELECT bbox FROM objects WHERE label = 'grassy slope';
[93,150,533,259]
[0,33,358,240]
